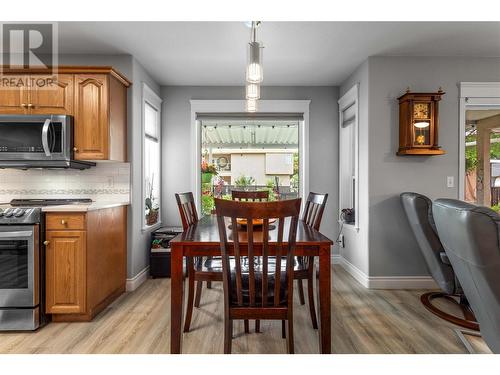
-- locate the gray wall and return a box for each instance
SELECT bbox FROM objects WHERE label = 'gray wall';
[161,86,340,247]
[367,56,500,276]
[58,54,161,279]
[339,60,370,274]
[128,58,161,278]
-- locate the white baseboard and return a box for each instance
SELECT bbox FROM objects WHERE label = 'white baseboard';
[338,256,369,288]
[126,266,150,292]
[337,256,437,290]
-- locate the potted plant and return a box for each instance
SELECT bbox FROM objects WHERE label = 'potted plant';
[201,159,218,183]
[145,175,159,226]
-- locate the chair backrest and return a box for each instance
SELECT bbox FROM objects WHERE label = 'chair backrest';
[433,198,500,354]
[302,192,328,231]
[231,190,269,202]
[175,192,199,230]
[400,192,456,294]
[214,198,301,309]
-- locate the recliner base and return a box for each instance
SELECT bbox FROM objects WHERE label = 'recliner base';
[420,292,479,331]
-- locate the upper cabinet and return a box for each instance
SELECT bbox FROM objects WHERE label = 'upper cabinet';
[0,66,131,162]
[30,74,74,115]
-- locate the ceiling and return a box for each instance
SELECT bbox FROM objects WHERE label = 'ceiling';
[58,22,500,86]
[466,110,500,122]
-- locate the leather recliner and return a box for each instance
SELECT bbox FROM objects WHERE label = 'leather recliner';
[400,192,478,330]
[433,199,500,354]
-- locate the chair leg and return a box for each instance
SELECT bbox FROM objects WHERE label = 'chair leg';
[183,257,195,333]
[224,318,233,354]
[297,279,305,305]
[307,264,319,329]
[255,320,260,333]
[244,319,250,333]
[194,280,203,308]
[286,318,294,354]
[281,320,286,339]
[207,281,212,289]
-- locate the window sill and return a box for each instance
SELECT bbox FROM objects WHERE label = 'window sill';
[142,221,163,233]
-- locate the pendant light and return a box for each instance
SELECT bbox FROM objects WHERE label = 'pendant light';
[246,98,258,113]
[246,21,262,112]
[246,21,263,83]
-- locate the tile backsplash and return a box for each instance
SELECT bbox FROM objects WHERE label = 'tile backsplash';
[0,162,130,204]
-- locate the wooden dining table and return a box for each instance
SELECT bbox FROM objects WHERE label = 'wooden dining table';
[169,215,333,354]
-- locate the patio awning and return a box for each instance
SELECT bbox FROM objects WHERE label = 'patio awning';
[201,119,299,149]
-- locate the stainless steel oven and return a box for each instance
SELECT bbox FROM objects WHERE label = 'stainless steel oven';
[0,115,94,169]
[0,208,44,330]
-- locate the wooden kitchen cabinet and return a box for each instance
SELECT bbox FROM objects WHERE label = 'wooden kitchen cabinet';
[30,74,74,115]
[73,72,128,162]
[44,206,127,321]
[0,66,130,161]
[45,230,87,314]
[0,76,29,114]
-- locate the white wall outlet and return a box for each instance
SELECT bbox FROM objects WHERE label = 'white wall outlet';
[447,176,454,188]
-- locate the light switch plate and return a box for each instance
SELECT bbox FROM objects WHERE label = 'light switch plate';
[447,176,454,188]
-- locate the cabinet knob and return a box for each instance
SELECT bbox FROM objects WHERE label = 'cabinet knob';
[61,219,66,225]
[43,241,50,246]
[73,147,79,152]
[21,103,27,107]
[27,103,34,108]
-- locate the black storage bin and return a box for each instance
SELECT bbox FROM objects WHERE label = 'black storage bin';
[150,226,183,278]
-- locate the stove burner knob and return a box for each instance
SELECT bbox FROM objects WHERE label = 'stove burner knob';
[14,209,25,217]
[4,209,13,217]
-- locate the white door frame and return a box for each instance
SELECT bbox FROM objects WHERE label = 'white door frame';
[190,100,311,213]
[458,82,500,199]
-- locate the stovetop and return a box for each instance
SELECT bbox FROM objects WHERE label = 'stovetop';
[10,198,93,207]
[0,199,93,224]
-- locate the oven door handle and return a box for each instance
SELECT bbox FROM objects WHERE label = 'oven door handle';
[41,118,52,157]
[0,231,32,238]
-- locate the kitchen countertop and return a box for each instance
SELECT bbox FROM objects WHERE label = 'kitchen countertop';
[41,202,129,212]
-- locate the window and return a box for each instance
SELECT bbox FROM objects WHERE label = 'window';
[143,83,162,229]
[338,84,359,228]
[199,117,300,215]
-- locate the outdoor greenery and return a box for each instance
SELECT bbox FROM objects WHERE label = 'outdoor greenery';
[234,175,256,187]
[465,130,500,172]
[491,203,500,213]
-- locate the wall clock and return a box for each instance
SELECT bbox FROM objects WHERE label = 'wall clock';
[397,88,446,156]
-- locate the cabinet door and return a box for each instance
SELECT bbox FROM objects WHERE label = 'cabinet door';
[0,76,29,114]
[45,231,86,314]
[30,74,74,115]
[74,74,109,160]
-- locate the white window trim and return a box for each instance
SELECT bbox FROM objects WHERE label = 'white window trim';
[142,82,163,232]
[338,84,360,231]
[458,82,500,200]
[190,100,310,214]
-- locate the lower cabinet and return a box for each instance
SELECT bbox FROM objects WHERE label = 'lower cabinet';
[45,231,86,314]
[44,206,127,321]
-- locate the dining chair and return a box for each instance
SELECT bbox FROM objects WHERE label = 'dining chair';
[231,189,269,333]
[175,192,223,333]
[295,192,328,329]
[231,189,269,202]
[214,197,301,354]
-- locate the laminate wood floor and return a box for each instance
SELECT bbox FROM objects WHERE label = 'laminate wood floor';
[0,265,491,354]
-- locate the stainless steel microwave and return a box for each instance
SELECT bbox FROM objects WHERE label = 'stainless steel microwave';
[0,115,94,169]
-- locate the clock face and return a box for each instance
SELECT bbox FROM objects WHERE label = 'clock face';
[413,103,430,119]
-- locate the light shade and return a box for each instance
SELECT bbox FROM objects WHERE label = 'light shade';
[246,83,260,100]
[246,99,258,112]
[414,121,430,128]
[246,42,263,83]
